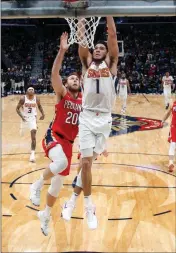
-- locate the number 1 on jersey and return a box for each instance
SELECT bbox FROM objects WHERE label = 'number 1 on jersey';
[96,79,100,94]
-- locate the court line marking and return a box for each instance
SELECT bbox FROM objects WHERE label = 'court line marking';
[142,93,150,103]
[10,193,17,200]
[108,218,132,221]
[2,182,175,189]
[154,210,172,216]
[2,151,169,157]
[26,205,40,212]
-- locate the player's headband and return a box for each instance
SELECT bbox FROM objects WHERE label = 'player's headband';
[27,87,34,92]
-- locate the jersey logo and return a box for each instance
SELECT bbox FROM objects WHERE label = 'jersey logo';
[110,114,162,137]
[87,68,110,78]
[24,103,36,107]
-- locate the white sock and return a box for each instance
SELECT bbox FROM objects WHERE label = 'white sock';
[84,195,92,207]
[33,175,44,189]
[44,205,51,216]
[70,193,79,204]
[31,150,35,155]
[169,160,173,165]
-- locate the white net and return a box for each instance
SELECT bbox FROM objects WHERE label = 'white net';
[65,17,101,49]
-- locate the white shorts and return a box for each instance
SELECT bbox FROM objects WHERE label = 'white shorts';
[79,110,112,155]
[119,92,127,99]
[21,116,37,131]
[164,87,171,97]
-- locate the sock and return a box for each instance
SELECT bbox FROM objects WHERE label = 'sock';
[84,195,92,206]
[70,192,79,203]
[31,150,35,155]
[44,205,51,216]
[169,160,173,166]
[33,175,44,189]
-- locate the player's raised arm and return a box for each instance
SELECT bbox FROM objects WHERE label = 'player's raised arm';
[106,17,119,75]
[78,19,92,71]
[51,32,69,98]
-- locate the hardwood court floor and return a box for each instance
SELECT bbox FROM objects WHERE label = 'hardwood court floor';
[2,94,176,253]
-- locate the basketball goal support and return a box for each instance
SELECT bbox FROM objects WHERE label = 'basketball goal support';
[1,0,176,19]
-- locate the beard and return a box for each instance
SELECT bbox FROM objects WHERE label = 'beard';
[92,55,106,64]
[68,86,80,93]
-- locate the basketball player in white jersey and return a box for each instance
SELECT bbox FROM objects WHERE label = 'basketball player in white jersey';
[16,87,45,162]
[162,72,174,109]
[62,17,118,229]
[117,73,131,114]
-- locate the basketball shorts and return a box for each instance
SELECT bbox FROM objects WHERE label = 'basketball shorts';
[164,87,171,97]
[168,124,176,143]
[21,116,37,131]
[119,90,127,99]
[79,110,112,155]
[42,128,73,176]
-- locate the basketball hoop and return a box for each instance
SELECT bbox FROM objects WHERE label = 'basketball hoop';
[63,0,100,49]
[65,17,101,49]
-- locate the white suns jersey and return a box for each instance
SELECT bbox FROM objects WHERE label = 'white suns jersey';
[119,78,128,93]
[23,95,37,117]
[82,61,116,113]
[162,76,173,88]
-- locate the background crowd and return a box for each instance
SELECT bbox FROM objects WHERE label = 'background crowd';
[1,17,176,96]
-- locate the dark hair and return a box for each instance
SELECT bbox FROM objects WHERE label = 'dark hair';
[94,40,108,51]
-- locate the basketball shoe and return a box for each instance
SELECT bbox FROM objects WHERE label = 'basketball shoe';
[30,184,41,206]
[37,211,50,236]
[85,204,98,229]
[29,151,35,162]
[61,201,75,221]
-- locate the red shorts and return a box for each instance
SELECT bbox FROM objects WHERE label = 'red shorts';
[168,124,176,143]
[42,128,73,176]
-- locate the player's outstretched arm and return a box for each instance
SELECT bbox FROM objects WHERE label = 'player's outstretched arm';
[36,97,45,120]
[51,32,68,98]
[106,17,119,75]
[162,107,172,123]
[78,19,92,73]
[16,96,26,122]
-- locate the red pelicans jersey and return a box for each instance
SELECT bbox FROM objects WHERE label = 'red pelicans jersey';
[51,92,82,141]
[168,101,176,143]
[171,101,176,126]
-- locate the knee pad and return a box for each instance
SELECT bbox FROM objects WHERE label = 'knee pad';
[48,175,64,198]
[48,144,68,176]
[169,142,176,156]
[49,158,68,176]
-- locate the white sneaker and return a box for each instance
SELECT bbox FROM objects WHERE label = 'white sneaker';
[37,211,50,236]
[29,153,35,162]
[61,201,75,221]
[85,205,98,230]
[30,184,41,206]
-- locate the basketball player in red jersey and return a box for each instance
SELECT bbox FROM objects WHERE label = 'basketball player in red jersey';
[16,87,45,162]
[162,96,176,172]
[29,32,82,236]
